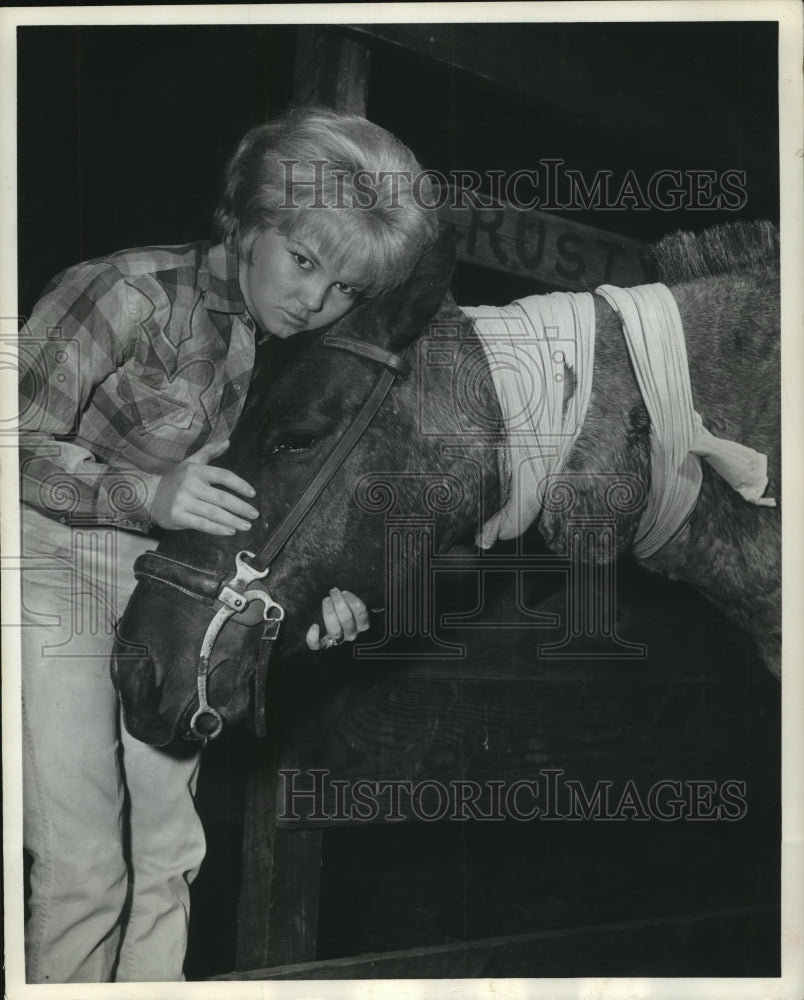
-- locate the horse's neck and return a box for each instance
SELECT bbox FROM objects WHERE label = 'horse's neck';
[412,306,504,548]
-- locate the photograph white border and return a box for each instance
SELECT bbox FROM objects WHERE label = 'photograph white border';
[2,3,802,998]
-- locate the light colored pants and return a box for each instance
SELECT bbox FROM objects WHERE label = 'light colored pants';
[21,507,205,983]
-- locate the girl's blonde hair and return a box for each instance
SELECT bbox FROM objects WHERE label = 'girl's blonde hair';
[214,106,440,295]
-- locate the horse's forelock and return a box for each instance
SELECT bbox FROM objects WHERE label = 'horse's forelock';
[352,228,456,351]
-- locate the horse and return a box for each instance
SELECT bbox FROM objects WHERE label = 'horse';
[111,220,781,749]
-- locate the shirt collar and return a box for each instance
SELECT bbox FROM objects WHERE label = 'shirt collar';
[199,242,251,322]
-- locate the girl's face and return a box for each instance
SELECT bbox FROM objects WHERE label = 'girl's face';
[239,227,365,338]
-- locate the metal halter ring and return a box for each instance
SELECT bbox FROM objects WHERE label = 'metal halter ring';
[319,633,344,650]
[191,551,284,745]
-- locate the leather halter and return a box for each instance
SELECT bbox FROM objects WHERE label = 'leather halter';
[132,333,411,744]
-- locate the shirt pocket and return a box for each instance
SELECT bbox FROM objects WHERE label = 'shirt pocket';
[117,371,197,435]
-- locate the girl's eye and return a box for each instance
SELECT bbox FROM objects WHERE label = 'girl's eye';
[336,282,358,298]
[271,434,318,454]
[292,252,313,270]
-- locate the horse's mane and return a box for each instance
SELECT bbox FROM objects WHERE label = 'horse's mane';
[650,220,779,284]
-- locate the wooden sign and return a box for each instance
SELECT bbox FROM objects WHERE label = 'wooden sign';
[437,189,652,290]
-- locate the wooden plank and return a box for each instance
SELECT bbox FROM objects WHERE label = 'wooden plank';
[263,827,322,966]
[350,23,538,101]
[261,562,775,826]
[235,748,323,970]
[271,666,773,829]
[235,751,275,970]
[345,23,771,189]
[294,26,370,115]
[213,904,779,979]
[436,186,651,289]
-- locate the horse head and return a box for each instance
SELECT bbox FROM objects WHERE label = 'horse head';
[111,229,503,746]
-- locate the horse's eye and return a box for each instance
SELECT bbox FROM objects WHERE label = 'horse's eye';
[271,434,318,454]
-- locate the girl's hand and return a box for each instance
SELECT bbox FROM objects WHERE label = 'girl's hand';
[306,588,370,650]
[151,440,260,535]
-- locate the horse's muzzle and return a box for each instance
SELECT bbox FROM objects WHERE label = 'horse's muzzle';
[111,630,260,747]
[110,634,179,747]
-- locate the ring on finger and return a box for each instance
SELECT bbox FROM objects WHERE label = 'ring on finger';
[320,633,344,650]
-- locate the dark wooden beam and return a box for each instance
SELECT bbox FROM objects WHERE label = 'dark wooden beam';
[345,23,771,186]
[217,904,779,979]
[293,26,371,114]
[235,747,323,970]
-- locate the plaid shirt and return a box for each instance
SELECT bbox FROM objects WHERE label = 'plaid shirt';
[19,242,260,532]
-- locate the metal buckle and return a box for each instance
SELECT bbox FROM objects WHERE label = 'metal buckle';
[191,551,285,745]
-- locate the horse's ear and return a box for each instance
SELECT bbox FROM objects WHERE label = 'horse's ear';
[384,226,456,346]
